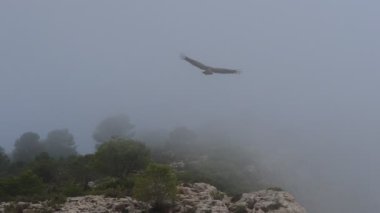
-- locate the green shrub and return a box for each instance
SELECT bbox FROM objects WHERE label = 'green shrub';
[47,194,66,209]
[176,148,264,195]
[4,203,28,213]
[266,186,283,191]
[30,152,58,183]
[94,138,150,178]
[0,170,45,200]
[92,177,125,189]
[230,194,242,203]
[102,186,128,198]
[62,181,84,197]
[210,190,225,200]
[133,163,177,209]
[61,154,98,189]
[89,176,135,197]
[0,146,10,177]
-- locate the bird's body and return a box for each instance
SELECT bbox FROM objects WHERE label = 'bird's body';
[181,54,240,75]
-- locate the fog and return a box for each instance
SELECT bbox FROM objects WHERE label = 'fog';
[1,1,379,212]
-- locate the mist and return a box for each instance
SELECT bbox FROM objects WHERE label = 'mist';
[1,1,379,212]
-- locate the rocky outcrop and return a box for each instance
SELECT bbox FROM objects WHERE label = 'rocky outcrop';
[0,196,148,213]
[229,189,307,213]
[174,183,229,212]
[0,183,306,213]
[0,201,52,213]
[57,196,148,213]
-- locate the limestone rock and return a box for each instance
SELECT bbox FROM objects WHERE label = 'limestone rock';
[0,201,52,213]
[57,195,148,213]
[229,189,307,213]
[0,183,307,213]
[175,183,230,213]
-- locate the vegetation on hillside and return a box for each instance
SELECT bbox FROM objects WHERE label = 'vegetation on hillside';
[0,114,267,204]
[133,163,177,210]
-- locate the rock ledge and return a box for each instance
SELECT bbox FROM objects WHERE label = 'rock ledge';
[0,183,306,213]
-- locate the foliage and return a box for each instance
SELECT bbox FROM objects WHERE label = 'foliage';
[0,138,150,203]
[210,190,225,200]
[12,132,44,163]
[133,163,177,208]
[266,186,283,191]
[93,186,128,198]
[164,127,198,160]
[94,138,150,178]
[61,181,84,197]
[93,114,135,147]
[167,127,197,146]
[5,161,26,177]
[30,152,58,183]
[0,170,45,200]
[176,145,264,195]
[42,129,77,159]
[1,125,268,206]
[60,154,98,189]
[0,154,91,202]
[47,194,67,209]
[0,146,10,176]
[232,205,248,213]
[89,176,134,197]
[178,164,258,195]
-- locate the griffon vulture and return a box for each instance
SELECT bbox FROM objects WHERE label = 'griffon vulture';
[181,54,241,75]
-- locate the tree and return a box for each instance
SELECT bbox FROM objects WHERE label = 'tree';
[177,145,264,195]
[12,132,44,163]
[42,129,77,159]
[63,154,97,189]
[133,163,177,210]
[93,114,135,147]
[0,146,10,176]
[29,152,58,183]
[0,170,44,199]
[165,126,197,161]
[94,138,150,178]
[168,126,197,146]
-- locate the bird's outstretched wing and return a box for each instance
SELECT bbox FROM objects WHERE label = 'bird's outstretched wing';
[181,54,210,71]
[181,54,241,75]
[212,67,241,74]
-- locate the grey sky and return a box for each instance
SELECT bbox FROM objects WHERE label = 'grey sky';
[1,1,379,212]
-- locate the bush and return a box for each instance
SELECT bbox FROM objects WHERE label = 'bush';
[89,176,135,197]
[266,186,283,191]
[231,205,248,213]
[101,186,128,198]
[0,170,45,200]
[30,152,58,183]
[0,146,10,177]
[176,145,264,195]
[61,154,98,189]
[94,138,150,178]
[210,190,225,200]
[61,181,84,197]
[47,194,67,209]
[133,163,177,209]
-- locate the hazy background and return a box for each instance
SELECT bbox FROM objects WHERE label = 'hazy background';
[1,1,379,212]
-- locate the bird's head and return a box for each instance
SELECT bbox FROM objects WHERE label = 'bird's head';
[180,53,187,60]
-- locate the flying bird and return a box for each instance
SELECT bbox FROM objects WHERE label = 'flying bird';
[181,54,241,75]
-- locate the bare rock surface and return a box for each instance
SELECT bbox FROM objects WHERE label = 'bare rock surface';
[0,196,148,213]
[57,195,148,213]
[174,183,230,213]
[0,201,52,213]
[229,189,307,213]
[0,183,306,213]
